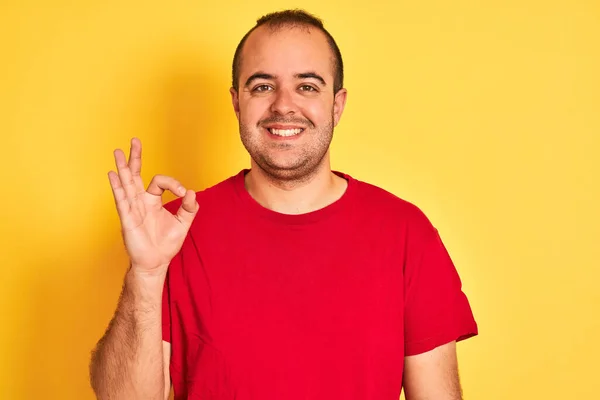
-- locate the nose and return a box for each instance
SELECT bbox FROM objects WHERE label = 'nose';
[270,87,297,115]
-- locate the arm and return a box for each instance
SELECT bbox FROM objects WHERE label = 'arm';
[403,341,462,400]
[401,219,478,399]
[89,269,170,400]
[89,138,198,399]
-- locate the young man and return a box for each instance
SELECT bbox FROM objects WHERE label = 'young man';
[90,9,478,400]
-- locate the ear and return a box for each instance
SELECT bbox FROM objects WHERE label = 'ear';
[230,87,240,120]
[333,88,348,127]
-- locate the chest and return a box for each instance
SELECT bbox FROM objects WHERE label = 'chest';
[185,222,403,349]
[172,220,407,398]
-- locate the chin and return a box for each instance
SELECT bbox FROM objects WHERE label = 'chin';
[256,156,326,182]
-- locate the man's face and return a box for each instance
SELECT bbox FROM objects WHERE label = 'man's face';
[230,25,347,181]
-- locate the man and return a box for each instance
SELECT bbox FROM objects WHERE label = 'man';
[90,9,478,400]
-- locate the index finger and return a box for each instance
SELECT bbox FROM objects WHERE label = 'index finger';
[146,174,187,198]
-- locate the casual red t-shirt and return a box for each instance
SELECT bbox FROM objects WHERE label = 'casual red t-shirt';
[162,169,478,399]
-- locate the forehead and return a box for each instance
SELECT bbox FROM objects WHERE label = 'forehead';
[240,25,334,81]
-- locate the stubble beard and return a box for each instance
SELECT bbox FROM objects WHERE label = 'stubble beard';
[239,114,335,183]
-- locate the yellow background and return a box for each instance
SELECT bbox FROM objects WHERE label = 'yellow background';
[2,1,598,399]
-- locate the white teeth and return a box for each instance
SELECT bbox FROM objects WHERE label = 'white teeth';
[269,128,303,137]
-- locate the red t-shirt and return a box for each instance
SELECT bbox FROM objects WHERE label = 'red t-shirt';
[162,169,478,399]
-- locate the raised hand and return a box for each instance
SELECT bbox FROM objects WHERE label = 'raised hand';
[107,137,198,275]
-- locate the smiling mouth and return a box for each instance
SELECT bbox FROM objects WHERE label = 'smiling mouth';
[267,128,304,137]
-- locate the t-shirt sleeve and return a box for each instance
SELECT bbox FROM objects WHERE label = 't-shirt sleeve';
[403,224,478,356]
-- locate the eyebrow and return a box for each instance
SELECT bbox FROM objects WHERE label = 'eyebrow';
[244,73,275,87]
[296,72,327,86]
[244,72,327,87]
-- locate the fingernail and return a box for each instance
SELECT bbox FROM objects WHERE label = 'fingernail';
[179,186,186,195]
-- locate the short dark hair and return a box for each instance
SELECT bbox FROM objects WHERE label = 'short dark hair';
[231,9,344,93]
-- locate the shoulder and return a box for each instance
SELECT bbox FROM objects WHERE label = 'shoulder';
[345,173,439,240]
[351,175,431,220]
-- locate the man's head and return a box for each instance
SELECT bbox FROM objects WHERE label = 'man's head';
[230,9,347,182]
[232,10,344,95]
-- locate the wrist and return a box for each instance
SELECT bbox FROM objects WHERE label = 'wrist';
[129,263,169,279]
[124,266,167,305]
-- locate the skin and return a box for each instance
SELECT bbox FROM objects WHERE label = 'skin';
[89,23,464,400]
[89,138,196,400]
[404,341,463,399]
[230,25,349,215]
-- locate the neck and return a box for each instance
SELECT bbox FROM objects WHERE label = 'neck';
[244,161,348,215]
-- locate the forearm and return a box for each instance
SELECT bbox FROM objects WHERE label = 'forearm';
[90,267,167,400]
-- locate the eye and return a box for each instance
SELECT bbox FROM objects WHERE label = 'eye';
[253,84,273,92]
[299,85,317,92]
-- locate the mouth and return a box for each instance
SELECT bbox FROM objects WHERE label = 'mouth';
[265,127,305,138]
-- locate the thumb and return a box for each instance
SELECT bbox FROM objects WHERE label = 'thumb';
[176,189,199,228]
